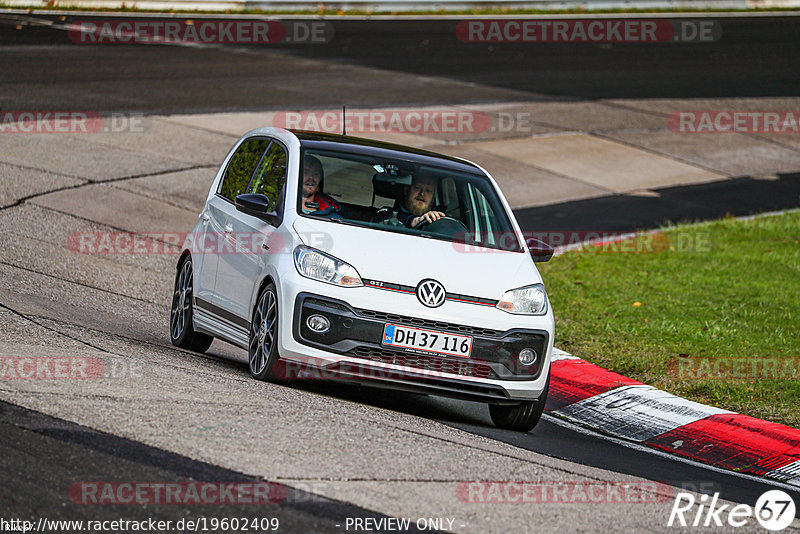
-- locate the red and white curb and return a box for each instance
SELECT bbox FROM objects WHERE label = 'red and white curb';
[545,349,800,487]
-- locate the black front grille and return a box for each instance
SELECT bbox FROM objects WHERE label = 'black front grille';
[353,308,502,338]
[348,346,497,379]
[305,298,350,312]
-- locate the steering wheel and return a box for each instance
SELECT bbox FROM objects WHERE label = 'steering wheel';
[416,216,469,237]
[370,206,393,223]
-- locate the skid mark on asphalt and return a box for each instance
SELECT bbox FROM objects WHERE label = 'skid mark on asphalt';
[0,223,169,274]
[109,181,211,212]
[0,301,124,356]
[0,163,214,214]
[0,260,158,305]
[16,311,254,377]
[0,159,88,181]
[0,204,174,272]
[0,238,172,306]
[0,309,250,401]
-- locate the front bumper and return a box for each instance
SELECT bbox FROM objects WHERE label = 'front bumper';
[286,292,550,402]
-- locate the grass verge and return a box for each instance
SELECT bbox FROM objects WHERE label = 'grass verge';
[538,210,800,428]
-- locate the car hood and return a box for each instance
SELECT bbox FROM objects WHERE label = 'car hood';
[292,217,541,299]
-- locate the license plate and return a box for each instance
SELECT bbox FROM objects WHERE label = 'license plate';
[381,324,472,358]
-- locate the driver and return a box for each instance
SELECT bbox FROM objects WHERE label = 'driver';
[396,174,445,228]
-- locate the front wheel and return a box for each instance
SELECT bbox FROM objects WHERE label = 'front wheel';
[489,373,550,432]
[170,257,213,353]
[248,283,282,382]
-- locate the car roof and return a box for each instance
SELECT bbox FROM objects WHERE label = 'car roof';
[291,130,484,175]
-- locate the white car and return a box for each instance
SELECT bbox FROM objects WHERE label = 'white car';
[170,127,555,431]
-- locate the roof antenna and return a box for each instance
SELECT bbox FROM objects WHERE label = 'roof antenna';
[342,105,346,136]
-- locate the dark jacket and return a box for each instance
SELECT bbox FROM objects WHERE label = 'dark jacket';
[395,205,417,228]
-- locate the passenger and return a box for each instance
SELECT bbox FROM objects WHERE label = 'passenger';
[301,155,341,216]
[395,174,445,228]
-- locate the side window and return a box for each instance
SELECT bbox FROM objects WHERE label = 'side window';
[440,177,460,220]
[218,138,270,202]
[467,182,504,247]
[474,188,496,246]
[465,183,481,241]
[248,141,287,212]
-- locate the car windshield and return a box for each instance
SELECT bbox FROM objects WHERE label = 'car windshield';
[298,148,523,252]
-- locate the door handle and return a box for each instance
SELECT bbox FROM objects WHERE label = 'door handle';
[224,224,233,233]
[201,214,210,223]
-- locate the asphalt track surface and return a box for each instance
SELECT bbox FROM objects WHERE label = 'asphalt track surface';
[1,12,800,532]
[1,402,426,533]
[3,14,800,109]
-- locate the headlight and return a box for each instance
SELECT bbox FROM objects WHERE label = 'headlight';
[496,284,548,315]
[293,245,363,287]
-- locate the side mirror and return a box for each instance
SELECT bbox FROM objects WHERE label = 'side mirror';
[234,193,281,227]
[526,238,554,263]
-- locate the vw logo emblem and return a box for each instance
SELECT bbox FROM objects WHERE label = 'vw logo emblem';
[416,279,446,308]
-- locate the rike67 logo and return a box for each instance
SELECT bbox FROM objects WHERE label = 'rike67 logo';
[669,490,796,531]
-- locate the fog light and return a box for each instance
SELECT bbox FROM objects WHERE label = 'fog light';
[518,348,538,366]
[307,314,330,334]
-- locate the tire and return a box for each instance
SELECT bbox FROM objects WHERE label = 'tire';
[489,373,550,432]
[248,283,282,382]
[170,256,214,353]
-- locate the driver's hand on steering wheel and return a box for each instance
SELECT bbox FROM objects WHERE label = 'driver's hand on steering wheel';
[411,210,445,228]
